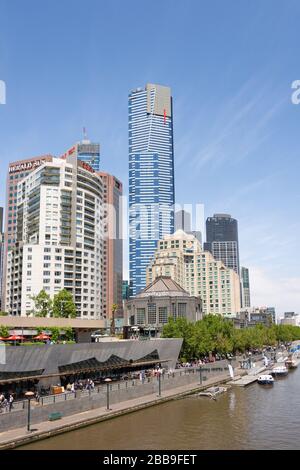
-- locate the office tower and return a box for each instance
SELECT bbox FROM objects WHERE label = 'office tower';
[187,230,202,246]
[98,172,123,320]
[204,213,240,274]
[175,210,191,232]
[146,230,241,316]
[61,140,100,172]
[129,83,175,296]
[0,207,4,311]
[240,266,251,308]
[5,157,104,318]
[122,280,131,300]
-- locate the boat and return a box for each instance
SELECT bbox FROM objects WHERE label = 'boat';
[271,365,288,376]
[285,358,298,369]
[257,374,274,385]
[198,386,229,399]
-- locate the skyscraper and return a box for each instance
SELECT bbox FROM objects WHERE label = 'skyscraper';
[98,172,123,320]
[60,140,100,172]
[240,266,251,308]
[129,83,175,295]
[5,157,104,318]
[175,210,191,232]
[0,207,4,311]
[204,213,240,274]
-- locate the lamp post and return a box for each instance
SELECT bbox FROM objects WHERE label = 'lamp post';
[104,378,112,410]
[157,371,162,397]
[199,365,203,385]
[25,391,34,432]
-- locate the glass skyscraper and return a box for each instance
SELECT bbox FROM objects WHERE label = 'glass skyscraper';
[204,213,240,274]
[77,141,100,171]
[129,83,175,295]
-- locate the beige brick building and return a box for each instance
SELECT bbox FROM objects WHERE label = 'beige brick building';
[146,230,241,317]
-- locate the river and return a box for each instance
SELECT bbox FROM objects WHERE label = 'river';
[20,367,300,450]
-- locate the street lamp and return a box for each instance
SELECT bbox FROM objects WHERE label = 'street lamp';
[157,371,162,397]
[104,378,112,411]
[198,365,203,385]
[25,391,35,432]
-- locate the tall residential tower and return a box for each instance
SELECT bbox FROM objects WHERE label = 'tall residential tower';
[129,83,175,295]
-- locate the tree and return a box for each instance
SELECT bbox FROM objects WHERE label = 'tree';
[110,304,118,336]
[52,289,76,318]
[0,325,9,338]
[0,311,8,316]
[30,290,53,317]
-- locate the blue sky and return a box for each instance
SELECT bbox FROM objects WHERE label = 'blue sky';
[0,0,300,315]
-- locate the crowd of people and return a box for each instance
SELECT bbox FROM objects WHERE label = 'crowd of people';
[0,392,14,413]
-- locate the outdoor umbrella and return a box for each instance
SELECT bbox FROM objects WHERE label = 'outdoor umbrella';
[34,333,50,340]
[7,335,24,341]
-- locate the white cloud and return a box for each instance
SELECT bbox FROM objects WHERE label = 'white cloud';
[248,265,300,317]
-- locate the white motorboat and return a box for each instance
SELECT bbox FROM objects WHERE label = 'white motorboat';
[271,365,288,376]
[257,374,274,385]
[198,386,229,399]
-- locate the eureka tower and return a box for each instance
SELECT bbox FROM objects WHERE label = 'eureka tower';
[129,83,175,295]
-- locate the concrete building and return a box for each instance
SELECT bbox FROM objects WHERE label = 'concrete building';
[280,312,300,326]
[129,83,175,296]
[146,230,241,317]
[240,266,251,308]
[98,172,123,320]
[125,276,202,333]
[60,140,100,172]
[234,307,275,328]
[4,156,104,319]
[0,207,4,311]
[2,155,54,308]
[175,209,191,232]
[204,214,240,274]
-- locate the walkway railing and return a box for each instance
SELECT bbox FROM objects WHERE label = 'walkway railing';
[0,364,231,416]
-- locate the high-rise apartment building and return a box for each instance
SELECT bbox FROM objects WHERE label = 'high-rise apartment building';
[129,83,175,296]
[5,157,104,318]
[2,155,54,308]
[98,172,123,320]
[240,266,251,308]
[146,230,241,316]
[204,214,240,274]
[61,140,100,172]
[0,207,4,311]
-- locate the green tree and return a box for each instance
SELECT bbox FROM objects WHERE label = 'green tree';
[0,325,9,338]
[0,311,8,316]
[52,289,76,318]
[49,327,60,342]
[31,290,53,317]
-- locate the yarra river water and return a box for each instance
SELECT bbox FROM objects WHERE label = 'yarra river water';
[21,367,300,450]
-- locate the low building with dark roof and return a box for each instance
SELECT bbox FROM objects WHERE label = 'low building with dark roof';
[124,276,202,334]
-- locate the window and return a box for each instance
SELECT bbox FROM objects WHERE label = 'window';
[136,308,145,325]
[178,303,187,318]
[147,303,156,324]
[158,307,168,324]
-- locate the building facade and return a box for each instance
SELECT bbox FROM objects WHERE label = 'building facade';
[175,209,191,232]
[204,213,240,274]
[5,157,104,318]
[98,172,123,320]
[0,207,4,311]
[240,266,251,308]
[146,230,241,317]
[129,83,175,296]
[61,140,100,172]
[125,276,202,333]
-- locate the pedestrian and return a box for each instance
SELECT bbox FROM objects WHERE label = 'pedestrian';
[8,394,14,411]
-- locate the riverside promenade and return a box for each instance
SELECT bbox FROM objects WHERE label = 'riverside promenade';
[0,369,231,450]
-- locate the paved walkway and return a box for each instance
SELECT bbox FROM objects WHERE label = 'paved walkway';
[0,372,230,449]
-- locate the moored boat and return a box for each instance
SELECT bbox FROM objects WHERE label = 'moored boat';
[285,359,298,369]
[271,365,288,376]
[257,374,274,385]
[198,386,229,398]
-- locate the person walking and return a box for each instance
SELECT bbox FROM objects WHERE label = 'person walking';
[8,393,14,411]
